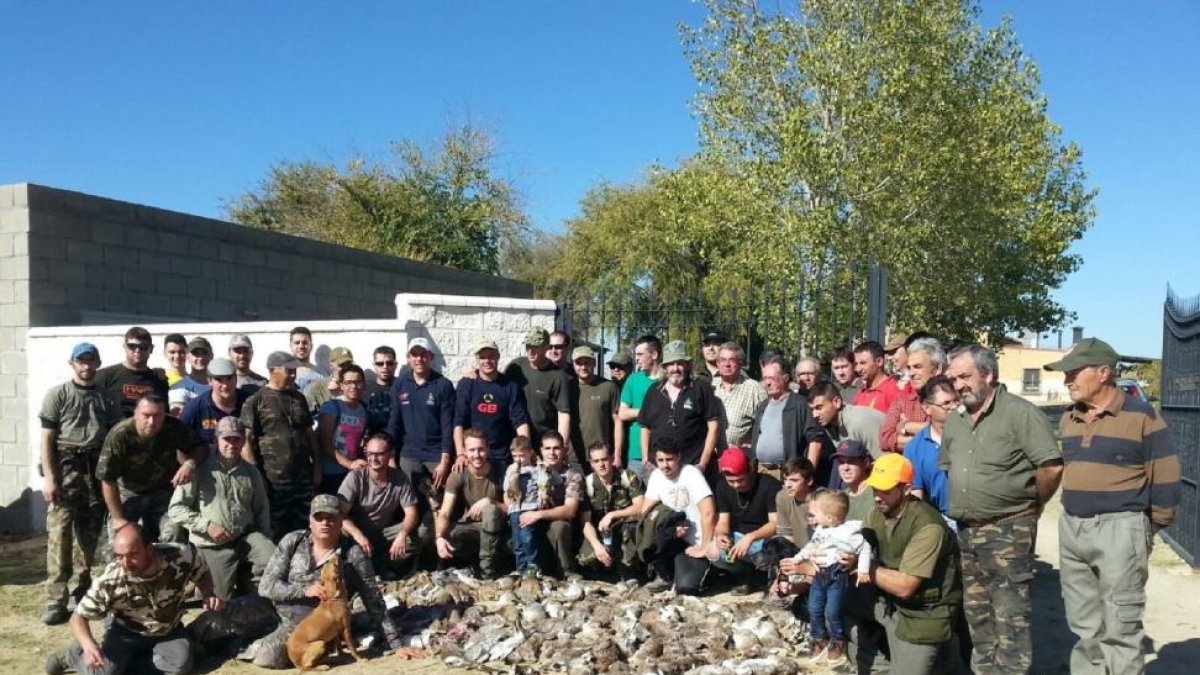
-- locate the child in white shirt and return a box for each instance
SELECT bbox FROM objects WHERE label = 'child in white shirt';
[791,490,872,661]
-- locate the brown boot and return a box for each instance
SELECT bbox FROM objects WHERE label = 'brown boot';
[825,638,847,665]
[808,638,830,661]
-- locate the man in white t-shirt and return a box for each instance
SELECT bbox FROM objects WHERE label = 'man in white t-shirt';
[640,438,715,594]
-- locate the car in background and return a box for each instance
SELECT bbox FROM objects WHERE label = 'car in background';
[1116,378,1151,402]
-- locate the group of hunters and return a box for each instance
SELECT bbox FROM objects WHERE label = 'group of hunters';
[36,323,1180,674]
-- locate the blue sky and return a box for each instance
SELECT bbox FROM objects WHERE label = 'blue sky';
[2,1,1196,357]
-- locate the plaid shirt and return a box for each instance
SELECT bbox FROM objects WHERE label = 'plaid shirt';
[713,375,767,448]
[880,389,928,452]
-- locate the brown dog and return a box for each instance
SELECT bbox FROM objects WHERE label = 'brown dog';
[287,557,363,671]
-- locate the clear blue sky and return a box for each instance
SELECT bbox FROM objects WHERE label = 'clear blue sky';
[3,1,1196,358]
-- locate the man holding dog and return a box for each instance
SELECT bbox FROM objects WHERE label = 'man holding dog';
[247,494,404,669]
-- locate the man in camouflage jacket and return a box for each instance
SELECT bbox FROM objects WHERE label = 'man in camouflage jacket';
[45,523,223,675]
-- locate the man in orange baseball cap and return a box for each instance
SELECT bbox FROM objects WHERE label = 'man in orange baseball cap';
[862,453,967,674]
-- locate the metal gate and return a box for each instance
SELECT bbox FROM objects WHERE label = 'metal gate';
[555,271,884,376]
[1160,285,1200,566]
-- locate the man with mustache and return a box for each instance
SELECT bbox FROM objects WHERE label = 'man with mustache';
[941,344,1062,674]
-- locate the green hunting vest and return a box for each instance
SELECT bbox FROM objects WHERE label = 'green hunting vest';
[865,498,962,645]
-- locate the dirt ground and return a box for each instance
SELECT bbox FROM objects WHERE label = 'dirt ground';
[2,498,1196,674]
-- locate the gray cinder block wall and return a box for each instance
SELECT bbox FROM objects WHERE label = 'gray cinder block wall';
[0,182,534,532]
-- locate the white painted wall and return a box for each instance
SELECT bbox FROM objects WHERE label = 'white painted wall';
[20,293,556,531]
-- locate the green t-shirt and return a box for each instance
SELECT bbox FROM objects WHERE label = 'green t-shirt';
[941,385,1060,522]
[619,370,658,461]
[847,485,876,521]
[570,377,621,455]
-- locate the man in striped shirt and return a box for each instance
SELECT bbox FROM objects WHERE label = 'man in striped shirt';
[1045,338,1181,675]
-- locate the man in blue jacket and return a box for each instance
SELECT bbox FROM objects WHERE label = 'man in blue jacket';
[386,337,456,518]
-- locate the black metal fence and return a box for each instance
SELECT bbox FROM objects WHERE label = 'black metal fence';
[1160,285,1200,566]
[555,271,881,374]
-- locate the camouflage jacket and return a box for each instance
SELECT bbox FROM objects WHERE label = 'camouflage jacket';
[258,530,401,650]
[584,469,645,520]
[75,542,207,637]
[97,417,196,495]
[240,386,315,485]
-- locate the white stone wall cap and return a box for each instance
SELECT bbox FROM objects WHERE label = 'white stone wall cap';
[393,293,556,312]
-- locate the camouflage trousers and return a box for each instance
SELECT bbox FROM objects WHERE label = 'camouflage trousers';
[577,519,639,577]
[45,455,105,610]
[265,482,313,541]
[445,503,505,577]
[957,511,1037,674]
[1059,511,1150,675]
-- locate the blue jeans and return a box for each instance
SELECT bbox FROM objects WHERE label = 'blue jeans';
[809,565,849,641]
[626,459,644,482]
[509,512,539,572]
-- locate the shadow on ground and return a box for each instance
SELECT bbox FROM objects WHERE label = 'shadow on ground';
[1148,636,1200,674]
[1030,559,1072,672]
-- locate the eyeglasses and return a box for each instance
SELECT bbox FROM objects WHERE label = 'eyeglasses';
[365,451,390,459]
[340,380,364,388]
[126,343,151,351]
[929,400,959,411]
[374,360,396,367]
[547,344,566,350]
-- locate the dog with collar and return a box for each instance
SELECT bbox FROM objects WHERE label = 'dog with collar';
[287,557,362,671]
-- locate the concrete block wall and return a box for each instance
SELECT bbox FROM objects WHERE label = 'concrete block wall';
[17,182,533,327]
[14,293,556,533]
[0,185,32,530]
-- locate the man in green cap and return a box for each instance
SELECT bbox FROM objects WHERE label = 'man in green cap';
[1045,338,1181,675]
[606,349,634,392]
[638,340,721,481]
[504,328,572,447]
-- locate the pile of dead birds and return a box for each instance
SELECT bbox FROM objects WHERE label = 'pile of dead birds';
[380,570,814,675]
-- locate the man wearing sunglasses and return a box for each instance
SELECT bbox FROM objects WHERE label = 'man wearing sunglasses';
[365,345,398,436]
[94,326,169,418]
[546,330,574,378]
[228,334,266,395]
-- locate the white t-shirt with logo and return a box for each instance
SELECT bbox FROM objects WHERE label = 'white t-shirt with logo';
[644,464,713,545]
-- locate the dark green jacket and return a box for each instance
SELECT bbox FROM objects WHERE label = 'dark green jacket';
[864,498,962,644]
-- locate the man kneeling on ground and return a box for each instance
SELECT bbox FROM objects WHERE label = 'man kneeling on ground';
[338,433,420,579]
[244,494,404,669]
[435,427,506,577]
[578,441,645,579]
[46,523,223,675]
[639,438,716,594]
[168,416,274,600]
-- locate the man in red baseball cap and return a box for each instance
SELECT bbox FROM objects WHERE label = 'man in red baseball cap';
[709,447,782,594]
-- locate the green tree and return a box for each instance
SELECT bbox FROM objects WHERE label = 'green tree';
[224,125,529,276]
[552,0,1095,354]
[682,0,1095,349]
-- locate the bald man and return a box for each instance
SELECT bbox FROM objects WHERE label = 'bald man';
[46,524,222,675]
